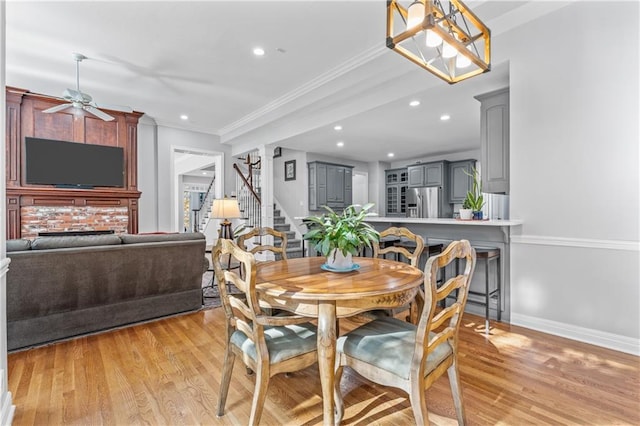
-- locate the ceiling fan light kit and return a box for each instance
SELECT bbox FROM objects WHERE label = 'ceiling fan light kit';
[42,52,132,121]
[386,0,491,84]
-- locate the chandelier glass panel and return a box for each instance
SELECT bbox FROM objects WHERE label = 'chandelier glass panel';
[386,0,491,84]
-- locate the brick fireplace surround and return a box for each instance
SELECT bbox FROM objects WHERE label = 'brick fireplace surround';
[20,206,129,239]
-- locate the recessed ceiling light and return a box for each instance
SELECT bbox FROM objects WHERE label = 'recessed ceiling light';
[334,125,342,131]
[202,171,207,175]
[180,114,188,120]
[253,47,265,56]
[440,114,451,121]
[388,153,395,158]
[409,100,420,107]
[336,141,344,147]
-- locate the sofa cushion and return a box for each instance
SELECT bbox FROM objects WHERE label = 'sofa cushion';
[6,239,32,252]
[119,232,205,244]
[31,234,123,250]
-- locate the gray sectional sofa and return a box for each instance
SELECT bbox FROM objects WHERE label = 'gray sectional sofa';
[6,232,206,351]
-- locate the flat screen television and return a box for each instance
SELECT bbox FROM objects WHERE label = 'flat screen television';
[25,137,125,188]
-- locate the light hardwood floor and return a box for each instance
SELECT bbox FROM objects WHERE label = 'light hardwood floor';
[8,307,640,425]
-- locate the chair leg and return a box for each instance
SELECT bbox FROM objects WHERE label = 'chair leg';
[248,362,270,426]
[217,346,236,417]
[408,379,428,425]
[334,364,345,424]
[408,288,424,325]
[447,360,466,426]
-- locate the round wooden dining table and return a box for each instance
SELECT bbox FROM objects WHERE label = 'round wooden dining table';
[255,256,424,426]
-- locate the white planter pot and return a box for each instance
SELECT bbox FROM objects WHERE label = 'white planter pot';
[459,209,473,220]
[327,249,353,269]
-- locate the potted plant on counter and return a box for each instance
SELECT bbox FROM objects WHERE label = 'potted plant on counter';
[459,198,474,220]
[303,203,380,270]
[464,167,485,220]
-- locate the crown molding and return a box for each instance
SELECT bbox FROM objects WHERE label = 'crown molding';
[219,44,387,140]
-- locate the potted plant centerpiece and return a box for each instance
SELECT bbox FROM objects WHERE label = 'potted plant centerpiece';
[463,167,485,220]
[303,203,380,270]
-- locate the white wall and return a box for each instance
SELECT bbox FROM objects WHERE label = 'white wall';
[137,116,159,232]
[137,124,234,233]
[0,1,15,421]
[504,1,639,353]
[367,161,389,216]
[273,148,308,235]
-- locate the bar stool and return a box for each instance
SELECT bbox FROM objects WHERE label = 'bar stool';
[446,247,501,333]
[469,247,501,333]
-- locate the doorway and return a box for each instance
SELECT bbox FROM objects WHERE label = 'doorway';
[171,147,223,235]
[352,171,369,207]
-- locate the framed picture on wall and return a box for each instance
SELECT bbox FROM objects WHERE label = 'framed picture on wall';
[285,160,296,181]
[273,147,282,158]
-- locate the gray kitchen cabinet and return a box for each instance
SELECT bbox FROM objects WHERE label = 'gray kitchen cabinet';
[308,161,353,210]
[475,87,509,194]
[407,161,448,187]
[407,165,424,187]
[385,168,408,216]
[449,160,476,203]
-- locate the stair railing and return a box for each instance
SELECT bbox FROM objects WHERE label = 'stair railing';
[191,176,216,232]
[233,151,262,230]
[193,176,216,232]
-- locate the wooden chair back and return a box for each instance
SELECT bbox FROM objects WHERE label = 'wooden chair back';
[415,239,476,379]
[212,239,262,339]
[373,226,424,267]
[237,226,288,261]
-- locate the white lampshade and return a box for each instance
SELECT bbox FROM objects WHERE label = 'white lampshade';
[212,198,241,220]
[456,46,472,68]
[426,29,442,47]
[442,41,458,58]
[406,1,424,30]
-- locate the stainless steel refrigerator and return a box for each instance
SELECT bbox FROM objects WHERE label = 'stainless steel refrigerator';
[406,187,450,218]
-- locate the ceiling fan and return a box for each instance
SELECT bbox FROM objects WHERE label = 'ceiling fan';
[43,53,132,121]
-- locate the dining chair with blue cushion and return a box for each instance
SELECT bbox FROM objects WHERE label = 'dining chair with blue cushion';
[334,239,476,425]
[213,239,318,426]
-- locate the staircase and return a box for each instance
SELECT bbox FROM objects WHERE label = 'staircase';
[196,178,217,234]
[273,205,303,259]
[232,151,304,258]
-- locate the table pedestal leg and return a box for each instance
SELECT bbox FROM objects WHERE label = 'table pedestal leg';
[317,301,337,426]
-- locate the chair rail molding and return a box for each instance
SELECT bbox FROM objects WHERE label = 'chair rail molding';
[511,235,639,252]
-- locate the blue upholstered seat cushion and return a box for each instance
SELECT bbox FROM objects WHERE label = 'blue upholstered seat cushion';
[337,316,452,380]
[230,322,317,364]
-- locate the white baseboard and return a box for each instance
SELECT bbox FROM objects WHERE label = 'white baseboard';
[0,388,14,426]
[511,313,640,356]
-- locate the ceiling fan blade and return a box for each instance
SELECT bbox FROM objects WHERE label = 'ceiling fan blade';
[95,103,133,113]
[84,105,115,121]
[43,103,73,114]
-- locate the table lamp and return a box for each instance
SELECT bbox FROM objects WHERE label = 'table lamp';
[212,198,241,239]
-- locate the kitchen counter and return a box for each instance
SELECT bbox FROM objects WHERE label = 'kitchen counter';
[362,216,523,323]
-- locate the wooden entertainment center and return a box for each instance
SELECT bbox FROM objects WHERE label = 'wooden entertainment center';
[5,87,143,239]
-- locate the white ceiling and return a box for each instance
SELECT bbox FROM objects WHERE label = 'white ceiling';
[5,1,558,163]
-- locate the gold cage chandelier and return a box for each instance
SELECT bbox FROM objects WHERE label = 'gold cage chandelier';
[386,0,491,84]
